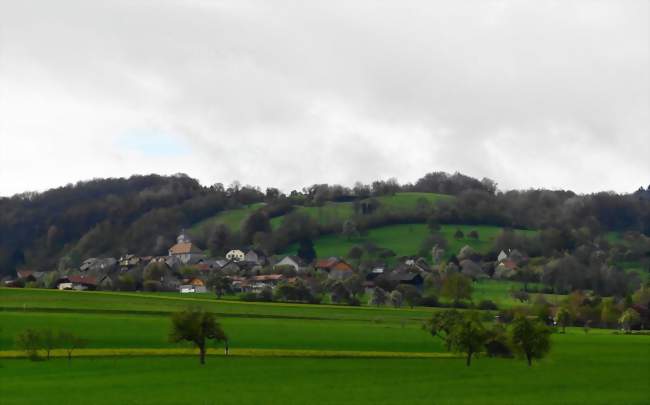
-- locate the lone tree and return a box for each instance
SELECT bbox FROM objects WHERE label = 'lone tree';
[454,229,464,240]
[426,310,487,366]
[555,307,571,333]
[16,329,42,361]
[449,312,489,367]
[170,308,227,365]
[468,230,479,240]
[425,309,464,351]
[509,315,552,366]
[58,331,88,361]
[441,273,473,306]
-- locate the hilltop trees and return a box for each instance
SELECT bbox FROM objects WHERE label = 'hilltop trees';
[169,308,227,365]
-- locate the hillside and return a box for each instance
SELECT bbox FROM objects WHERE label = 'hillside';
[1,171,648,276]
[281,223,537,260]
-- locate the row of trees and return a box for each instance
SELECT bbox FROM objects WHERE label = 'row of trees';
[426,310,552,367]
[15,328,87,361]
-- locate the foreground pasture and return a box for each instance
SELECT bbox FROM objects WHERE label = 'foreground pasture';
[1,332,648,405]
[0,288,648,404]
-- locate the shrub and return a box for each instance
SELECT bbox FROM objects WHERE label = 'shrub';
[478,300,498,311]
[419,295,440,307]
[143,280,161,292]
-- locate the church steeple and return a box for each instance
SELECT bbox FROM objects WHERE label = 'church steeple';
[177,230,190,244]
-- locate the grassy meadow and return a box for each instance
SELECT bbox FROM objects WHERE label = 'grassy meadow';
[1,288,649,404]
[283,223,537,259]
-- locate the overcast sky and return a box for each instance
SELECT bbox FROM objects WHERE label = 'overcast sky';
[0,0,648,196]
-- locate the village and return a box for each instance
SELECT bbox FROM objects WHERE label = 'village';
[3,230,528,307]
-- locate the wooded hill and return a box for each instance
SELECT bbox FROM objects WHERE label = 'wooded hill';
[1,172,649,277]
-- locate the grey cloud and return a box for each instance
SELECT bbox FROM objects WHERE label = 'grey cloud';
[0,0,647,195]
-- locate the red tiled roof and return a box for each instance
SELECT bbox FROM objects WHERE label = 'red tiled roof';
[67,275,97,286]
[332,262,353,272]
[169,242,200,255]
[316,257,345,269]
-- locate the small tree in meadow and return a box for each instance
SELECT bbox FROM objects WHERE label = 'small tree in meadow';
[16,329,42,361]
[425,309,464,351]
[509,315,552,366]
[58,331,88,361]
[40,328,58,360]
[169,308,227,365]
[454,229,464,240]
[448,312,488,367]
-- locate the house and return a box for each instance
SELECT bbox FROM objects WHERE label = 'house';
[57,275,98,291]
[225,249,245,262]
[168,232,205,264]
[179,277,207,293]
[81,258,117,273]
[460,259,487,280]
[493,259,518,279]
[118,254,141,269]
[249,274,285,291]
[497,250,508,263]
[328,262,354,280]
[244,249,267,265]
[316,257,353,274]
[16,270,37,283]
[388,271,424,289]
[274,256,304,272]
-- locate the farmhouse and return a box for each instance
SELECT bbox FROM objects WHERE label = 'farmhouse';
[316,257,354,279]
[57,275,98,291]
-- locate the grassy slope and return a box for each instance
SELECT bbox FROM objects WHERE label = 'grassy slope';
[189,202,265,235]
[1,330,648,405]
[271,193,454,228]
[284,223,537,259]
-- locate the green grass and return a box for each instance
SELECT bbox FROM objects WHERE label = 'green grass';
[0,288,443,322]
[1,329,648,405]
[471,280,565,309]
[284,223,537,259]
[0,310,442,353]
[281,192,453,229]
[1,288,649,404]
[188,202,265,234]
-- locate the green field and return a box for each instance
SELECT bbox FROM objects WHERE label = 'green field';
[284,223,537,259]
[1,288,648,404]
[188,192,453,232]
[189,202,265,234]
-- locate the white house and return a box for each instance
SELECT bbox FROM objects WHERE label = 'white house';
[274,256,303,272]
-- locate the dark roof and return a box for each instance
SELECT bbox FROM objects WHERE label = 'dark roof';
[66,275,98,286]
[389,271,423,282]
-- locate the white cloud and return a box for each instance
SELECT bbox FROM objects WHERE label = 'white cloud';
[0,0,647,196]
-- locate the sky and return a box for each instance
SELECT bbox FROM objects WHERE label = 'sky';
[0,0,648,196]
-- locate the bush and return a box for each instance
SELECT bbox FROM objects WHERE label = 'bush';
[478,300,499,311]
[419,295,440,307]
[143,280,161,292]
[240,292,259,302]
[347,296,361,306]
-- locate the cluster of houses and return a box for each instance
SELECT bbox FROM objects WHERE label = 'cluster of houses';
[4,231,528,297]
